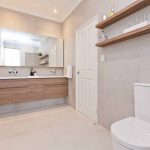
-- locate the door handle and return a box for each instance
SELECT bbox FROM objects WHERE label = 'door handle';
[77,71,80,74]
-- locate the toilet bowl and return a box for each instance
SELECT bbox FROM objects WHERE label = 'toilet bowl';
[111,83,150,150]
[111,117,150,150]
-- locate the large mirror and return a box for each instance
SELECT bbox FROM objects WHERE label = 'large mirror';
[0,29,64,67]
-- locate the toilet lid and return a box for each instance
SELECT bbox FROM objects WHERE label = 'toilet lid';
[111,117,150,150]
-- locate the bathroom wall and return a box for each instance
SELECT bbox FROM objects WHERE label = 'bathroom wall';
[0,7,65,115]
[0,7,63,77]
[0,66,63,77]
[63,0,150,129]
[0,7,62,38]
[63,0,110,108]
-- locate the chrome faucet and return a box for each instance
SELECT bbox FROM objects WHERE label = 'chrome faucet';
[9,67,18,75]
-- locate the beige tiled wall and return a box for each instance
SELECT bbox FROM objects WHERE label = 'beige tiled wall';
[0,7,62,38]
[63,0,150,129]
[0,66,64,77]
[0,7,64,77]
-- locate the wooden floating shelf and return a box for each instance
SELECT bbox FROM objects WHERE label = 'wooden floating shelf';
[96,0,150,29]
[40,61,49,65]
[96,25,150,47]
[39,54,49,59]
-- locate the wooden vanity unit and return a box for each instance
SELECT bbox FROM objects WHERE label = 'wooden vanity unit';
[0,77,68,105]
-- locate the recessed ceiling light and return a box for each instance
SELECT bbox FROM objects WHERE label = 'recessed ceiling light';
[53,9,58,13]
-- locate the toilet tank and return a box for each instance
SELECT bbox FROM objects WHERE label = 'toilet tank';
[134,83,150,123]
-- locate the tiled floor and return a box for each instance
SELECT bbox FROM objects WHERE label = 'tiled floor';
[0,105,113,150]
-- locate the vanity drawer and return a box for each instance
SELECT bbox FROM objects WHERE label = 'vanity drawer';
[28,79,44,86]
[28,85,43,101]
[44,84,68,99]
[44,78,68,86]
[0,79,28,89]
[0,78,68,105]
[0,87,27,105]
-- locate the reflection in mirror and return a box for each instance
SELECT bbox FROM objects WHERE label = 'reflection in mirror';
[0,29,64,67]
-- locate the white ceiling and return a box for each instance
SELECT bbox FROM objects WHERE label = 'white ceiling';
[0,0,82,22]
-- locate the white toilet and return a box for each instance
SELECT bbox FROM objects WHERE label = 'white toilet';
[111,83,150,150]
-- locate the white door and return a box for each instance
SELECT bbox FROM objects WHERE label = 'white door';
[76,16,98,122]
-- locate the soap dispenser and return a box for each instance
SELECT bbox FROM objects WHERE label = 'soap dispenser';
[110,8,115,16]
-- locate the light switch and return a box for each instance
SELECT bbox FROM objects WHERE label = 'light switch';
[100,55,105,62]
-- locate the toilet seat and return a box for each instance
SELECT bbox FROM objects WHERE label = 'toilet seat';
[111,117,150,150]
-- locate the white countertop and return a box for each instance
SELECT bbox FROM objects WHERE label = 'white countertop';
[0,76,67,80]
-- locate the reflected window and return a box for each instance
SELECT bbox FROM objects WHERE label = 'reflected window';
[4,48,20,66]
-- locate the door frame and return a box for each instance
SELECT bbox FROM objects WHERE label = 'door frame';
[75,15,99,122]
